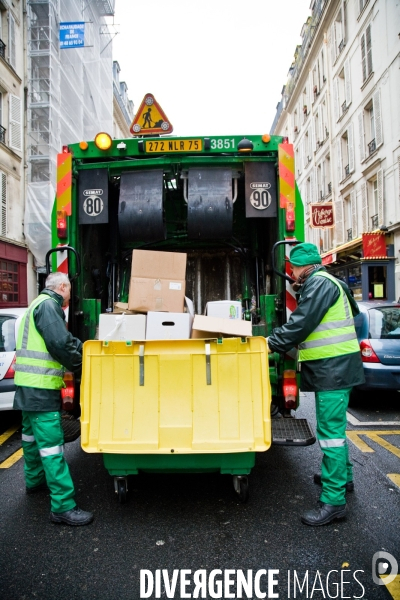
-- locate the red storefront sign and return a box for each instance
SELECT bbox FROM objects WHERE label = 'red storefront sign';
[362,232,387,258]
[310,203,334,228]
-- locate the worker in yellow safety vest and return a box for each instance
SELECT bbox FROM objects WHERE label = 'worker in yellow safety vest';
[14,272,93,526]
[267,243,365,526]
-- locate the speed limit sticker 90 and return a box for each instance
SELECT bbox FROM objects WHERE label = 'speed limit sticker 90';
[249,182,271,210]
[82,189,104,216]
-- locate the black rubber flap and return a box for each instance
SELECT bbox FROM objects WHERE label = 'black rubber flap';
[62,414,81,443]
[187,168,233,239]
[119,170,166,242]
[272,418,316,446]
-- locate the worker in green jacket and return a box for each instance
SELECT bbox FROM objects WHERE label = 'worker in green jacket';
[14,272,93,526]
[267,243,365,526]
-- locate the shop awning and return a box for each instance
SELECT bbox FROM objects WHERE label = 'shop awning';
[321,236,362,264]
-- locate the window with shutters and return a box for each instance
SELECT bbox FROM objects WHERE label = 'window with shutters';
[323,154,331,198]
[293,109,299,136]
[9,94,21,151]
[339,132,350,181]
[361,24,373,83]
[367,177,379,230]
[360,91,383,161]
[320,99,328,141]
[8,12,16,70]
[0,171,6,237]
[0,9,5,60]
[314,111,320,148]
[332,8,345,61]
[344,195,352,240]
[316,163,322,200]
[0,92,4,145]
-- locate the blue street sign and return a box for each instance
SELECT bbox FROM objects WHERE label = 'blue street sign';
[59,22,85,49]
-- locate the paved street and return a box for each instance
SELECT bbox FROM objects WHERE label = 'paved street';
[0,393,399,600]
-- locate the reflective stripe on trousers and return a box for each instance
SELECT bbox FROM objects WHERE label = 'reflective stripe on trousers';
[319,438,346,448]
[39,445,64,457]
[22,433,35,442]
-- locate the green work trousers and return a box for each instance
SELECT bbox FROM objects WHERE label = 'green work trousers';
[21,411,76,514]
[315,388,353,506]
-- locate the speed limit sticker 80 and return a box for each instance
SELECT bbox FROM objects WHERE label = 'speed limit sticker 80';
[249,182,272,210]
[83,189,104,216]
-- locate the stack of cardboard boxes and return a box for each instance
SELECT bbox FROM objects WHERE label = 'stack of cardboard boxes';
[98,250,252,341]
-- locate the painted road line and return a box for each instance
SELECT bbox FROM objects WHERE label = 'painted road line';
[347,431,374,452]
[346,412,399,427]
[0,425,20,446]
[381,574,400,600]
[367,433,400,459]
[347,430,400,456]
[0,448,23,468]
[388,474,400,489]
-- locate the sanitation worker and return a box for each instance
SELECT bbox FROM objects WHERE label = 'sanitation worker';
[14,272,93,526]
[267,243,364,526]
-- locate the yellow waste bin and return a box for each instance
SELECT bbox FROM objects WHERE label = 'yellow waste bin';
[80,336,271,503]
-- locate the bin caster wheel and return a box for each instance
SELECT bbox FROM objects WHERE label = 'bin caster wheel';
[233,475,249,503]
[114,477,128,504]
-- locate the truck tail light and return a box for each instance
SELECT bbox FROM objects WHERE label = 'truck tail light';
[4,355,16,379]
[61,371,75,411]
[285,202,295,232]
[283,369,298,409]
[360,339,380,363]
[57,210,68,239]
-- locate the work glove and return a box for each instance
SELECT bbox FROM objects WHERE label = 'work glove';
[266,337,273,354]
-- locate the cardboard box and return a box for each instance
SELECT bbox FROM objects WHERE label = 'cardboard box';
[191,314,252,339]
[206,300,242,319]
[146,312,194,340]
[112,302,137,315]
[146,297,194,340]
[128,249,187,313]
[99,313,146,341]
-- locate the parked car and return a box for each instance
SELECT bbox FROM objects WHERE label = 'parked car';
[0,308,27,411]
[353,300,400,394]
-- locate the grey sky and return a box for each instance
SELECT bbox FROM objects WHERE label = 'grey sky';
[112,0,311,136]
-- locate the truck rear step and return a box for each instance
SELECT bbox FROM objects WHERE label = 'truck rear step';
[272,418,315,446]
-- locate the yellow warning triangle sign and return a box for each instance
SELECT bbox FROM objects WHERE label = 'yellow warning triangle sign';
[130,93,173,136]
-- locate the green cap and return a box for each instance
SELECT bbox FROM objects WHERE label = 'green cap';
[289,243,322,266]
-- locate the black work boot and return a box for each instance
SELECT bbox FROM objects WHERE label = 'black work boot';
[301,502,346,526]
[313,473,354,492]
[26,482,49,494]
[50,506,94,526]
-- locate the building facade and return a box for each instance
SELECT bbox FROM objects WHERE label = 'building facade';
[25,0,114,292]
[113,60,134,139]
[0,0,31,307]
[271,0,400,301]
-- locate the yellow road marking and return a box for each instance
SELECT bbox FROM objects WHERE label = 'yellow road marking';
[367,433,400,459]
[0,425,20,446]
[347,430,400,455]
[346,431,374,452]
[0,448,23,468]
[388,474,400,489]
[381,574,400,600]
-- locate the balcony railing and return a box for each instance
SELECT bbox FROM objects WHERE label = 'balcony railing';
[338,39,345,53]
[0,125,5,144]
[347,228,353,241]
[368,138,376,155]
[0,39,5,60]
[344,164,350,177]
[341,101,347,114]
[371,214,379,229]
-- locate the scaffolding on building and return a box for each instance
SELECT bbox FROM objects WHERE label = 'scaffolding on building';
[26,0,114,267]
